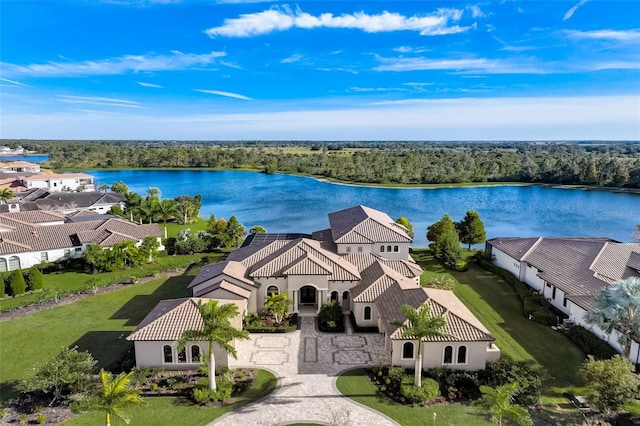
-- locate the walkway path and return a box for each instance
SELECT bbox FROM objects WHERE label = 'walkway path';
[211,317,398,426]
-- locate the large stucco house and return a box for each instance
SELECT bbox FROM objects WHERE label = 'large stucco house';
[0,210,163,271]
[129,206,500,372]
[487,237,640,364]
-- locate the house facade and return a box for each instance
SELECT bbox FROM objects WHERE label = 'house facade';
[0,189,125,214]
[487,237,640,364]
[130,206,499,372]
[21,173,95,192]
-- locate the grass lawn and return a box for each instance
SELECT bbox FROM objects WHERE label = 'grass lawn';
[0,267,198,402]
[63,369,277,426]
[336,369,492,426]
[164,218,209,239]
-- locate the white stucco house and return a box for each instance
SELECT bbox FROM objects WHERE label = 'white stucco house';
[487,237,640,364]
[0,211,163,271]
[21,173,95,192]
[129,205,499,372]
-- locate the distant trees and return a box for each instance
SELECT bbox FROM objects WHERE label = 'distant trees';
[110,181,128,194]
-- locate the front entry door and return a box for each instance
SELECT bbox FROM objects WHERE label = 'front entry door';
[300,286,316,305]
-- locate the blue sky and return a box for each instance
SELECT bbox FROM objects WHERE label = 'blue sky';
[1,0,639,140]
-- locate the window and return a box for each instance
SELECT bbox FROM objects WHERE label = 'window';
[0,258,6,272]
[191,345,201,363]
[380,245,385,252]
[266,285,279,296]
[177,347,187,363]
[402,342,414,359]
[163,345,173,363]
[387,245,392,252]
[342,291,349,300]
[457,346,467,364]
[331,291,338,302]
[563,298,567,307]
[357,246,363,252]
[393,246,399,252]
[41,252,48,261]
[364,306,372,320]
[443,345,453,364]
[552,287,557,300]
[8,256,20,270]
[346,247,351,253]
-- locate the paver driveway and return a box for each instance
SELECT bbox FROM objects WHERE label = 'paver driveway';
[210,316,398,426]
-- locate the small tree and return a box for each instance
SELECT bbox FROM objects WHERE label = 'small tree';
[426,213,456,244]
[83,244,109,273]
[226,215,245,249]
[27,267,44,291]
[436,230,464,267]
[9,269,26,295]
[475,382,532,426]
[0,188,15,203]
[92,369,144,426]
[22,346,97,406]
[264,292,293,324]
[395,216,414,238]
[249,225,267,234]
[456,210,487,250]
[140,236,160,262]
[580,355,640,413]
[110,181,129,194]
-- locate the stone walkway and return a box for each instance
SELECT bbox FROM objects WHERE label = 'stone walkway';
[210,317,398,426]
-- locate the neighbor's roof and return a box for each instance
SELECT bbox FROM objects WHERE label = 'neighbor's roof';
[22,173,93,181]
[127,298,246,341]
[328,205,412,244]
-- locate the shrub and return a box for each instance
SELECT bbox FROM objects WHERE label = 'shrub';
[27,267,44,291]
[36,414,46,424]
[400,378,440,405]
[438,370,482,401]
[243,312,262,328]
[566,325,618,360]
[318,302,344,332]
[481,354,544,406]
[9,270,26,295]
[0,276,4,298]
[193,376,233,404]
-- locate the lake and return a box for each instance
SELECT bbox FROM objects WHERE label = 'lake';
[88,169,640,247]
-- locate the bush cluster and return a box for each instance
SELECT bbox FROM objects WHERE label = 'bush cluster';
[318,302,344,332]
[243,313,298,333]
[566,325,619,360]
[1,267,46,297]
[368,366,440,405]
[192,377,232,404]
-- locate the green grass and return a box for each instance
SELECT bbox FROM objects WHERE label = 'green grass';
[336,369,492,426]
[164,218,208,239]
[63,369,277,425]
[0,268,198,402]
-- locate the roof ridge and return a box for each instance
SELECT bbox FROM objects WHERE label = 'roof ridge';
[520,237,543,260]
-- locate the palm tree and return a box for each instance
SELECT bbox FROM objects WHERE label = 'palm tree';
[393,304,451,386]
[476,382,532,426]
[0,188,14,203]
[146,186,161,200]
[584,277,640,359]
[93,369,144,426]
[177,300,250,391]
[157,199,177,239]
[264,292,293,324]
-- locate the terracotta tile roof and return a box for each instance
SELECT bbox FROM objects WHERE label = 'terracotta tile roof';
[0,210,65,224]
[283,254,333,276]
[328,205,412,244]
[193,279,252,299]
[353,261,418,303]
[127,298,246,341]
[343,253,423,278]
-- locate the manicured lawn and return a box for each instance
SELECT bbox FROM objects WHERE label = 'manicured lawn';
[63,369,277,426]
[164,218,209,239]
[0,268,198,402]
[336,369,492,426]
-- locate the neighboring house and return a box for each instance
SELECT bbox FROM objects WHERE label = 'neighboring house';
[127,298,247,369]
[130,205,499,371]
[487,237,640,364]
[21,173,95,192]
[0,212,163,271]
[0,189,124,214]
[0,161,41,173]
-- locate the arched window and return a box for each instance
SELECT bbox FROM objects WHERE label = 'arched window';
[8,256,20,270]
[342,291,349,300]
[387,245,392,252]
[266,285,279,296]
[364,306,372,320]
[331,291,338,302]
[393,245,399,252]
[457,346,467,364]
[177,347,187,363]
[191,345,201,363]
[402,342,414,359]
[163,345,173,363]
[380,245,385,252]
[443,345,453,364]
[0,258,6,272]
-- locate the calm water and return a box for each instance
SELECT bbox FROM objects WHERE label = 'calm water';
[88,170,640,247]
[1,155,49,163]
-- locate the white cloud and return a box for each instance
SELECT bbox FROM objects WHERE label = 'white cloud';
[57,95,143,109]
[204,7,474,37]
[563,0,589,21]
[137,81,164,88]
[0,77,31,87]
[564,29,640,41]
[281,54,304,64]
[374,57,503,72]
[467,5,485,18]
[194,89,253,100]
[1,51,226,77]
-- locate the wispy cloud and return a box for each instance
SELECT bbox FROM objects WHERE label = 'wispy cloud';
[563,0,589,21]
[467,5,485,18]
[2,50,226,77]
[194,89,253,100]
[0,77,31,88]
[205,7,475,37]
[57,95,143,109]
[393,46,428,54]
[347,86,407,93]
[374,57,504,73]
[137,81,164,88]
[281,54,304,64]
[564,29,640,41]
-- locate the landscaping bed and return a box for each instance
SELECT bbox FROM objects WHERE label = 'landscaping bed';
[243,312,299,332]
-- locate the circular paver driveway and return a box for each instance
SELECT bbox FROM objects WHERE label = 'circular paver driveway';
[210,317,398,426]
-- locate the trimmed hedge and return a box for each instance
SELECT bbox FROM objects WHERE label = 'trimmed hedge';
[566,325,618,360]
[369,366,441,405]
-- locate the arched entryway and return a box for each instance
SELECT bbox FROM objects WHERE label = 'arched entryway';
[298,285,318,315]
[341,290,350,312]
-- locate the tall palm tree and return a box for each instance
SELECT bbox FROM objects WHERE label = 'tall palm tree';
[157,199,177,239]
[177,300,250,391]
[584,277,640,359]
[0,188,14,203]
[393,304,451,386]
[146,186,161,200]
[476,382,532,426]
[93,369,144,426]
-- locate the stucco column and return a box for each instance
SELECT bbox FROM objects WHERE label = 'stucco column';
[316,290,322,313]
[292,290,298,313]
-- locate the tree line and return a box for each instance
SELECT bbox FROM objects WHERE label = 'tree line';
[5,140,640,188]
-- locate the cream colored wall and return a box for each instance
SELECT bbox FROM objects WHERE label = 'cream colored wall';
[391,340,492,371]
[353,303,378,328]
[133,340,230,369]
